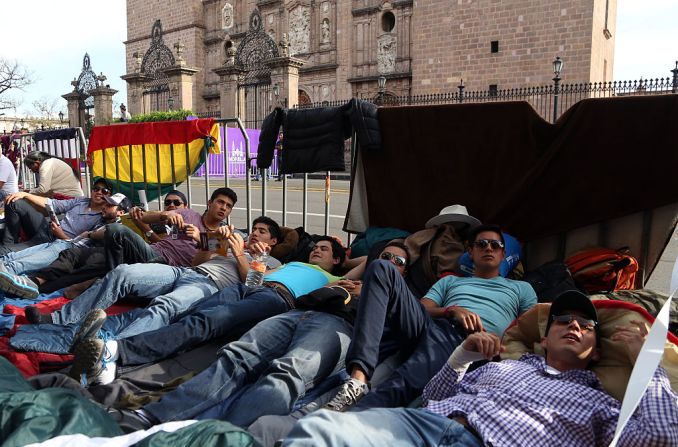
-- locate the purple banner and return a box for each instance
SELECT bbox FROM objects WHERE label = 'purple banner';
[195,127,279,178]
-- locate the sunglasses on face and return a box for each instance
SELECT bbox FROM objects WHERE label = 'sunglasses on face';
[92,186,112,195]
[473,239,505,250]
[552,314,597,332]
[380,251,407,267]
[164,199,184,207]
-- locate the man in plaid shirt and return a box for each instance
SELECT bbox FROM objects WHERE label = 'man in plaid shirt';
[282,290,678,446]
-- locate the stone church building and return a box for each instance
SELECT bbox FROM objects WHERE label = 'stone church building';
[122,0,616,126]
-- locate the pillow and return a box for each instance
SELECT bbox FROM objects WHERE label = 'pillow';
[269,226,300,262]
[501,299,678,401]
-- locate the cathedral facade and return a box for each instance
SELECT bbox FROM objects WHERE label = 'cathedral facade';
[123,0,616,124]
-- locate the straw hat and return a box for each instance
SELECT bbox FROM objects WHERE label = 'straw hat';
[425,204,481,229]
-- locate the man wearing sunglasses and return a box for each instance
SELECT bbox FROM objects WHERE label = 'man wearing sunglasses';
[322,224,537,412]
[285,290,677,446]
[127,190,187,243]
[0,178,115,266]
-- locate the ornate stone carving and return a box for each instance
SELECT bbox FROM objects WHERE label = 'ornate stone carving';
[321,18,330,44]
[288,6,310,55]
[322,1,330,13]
[132,51,143,73]
[224,41,236,65]
[279,33,290,57]
[222,3,234,30]
[174,40,185,64]
[377,34,397,74]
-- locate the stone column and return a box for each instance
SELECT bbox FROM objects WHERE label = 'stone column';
[213,65,243,119]
[120,73,147,116]
[61,91,87,129]
[164,65,200,111]
[267,56,304,108]
[90,85,119,126]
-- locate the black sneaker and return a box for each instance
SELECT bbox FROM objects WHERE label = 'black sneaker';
[70,309,107,352]
[323,378,370,412]
[69,337,105,382]
[24,306,54,324]
[107,408,156,434]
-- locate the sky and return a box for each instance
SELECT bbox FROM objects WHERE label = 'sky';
[1,0,677,119]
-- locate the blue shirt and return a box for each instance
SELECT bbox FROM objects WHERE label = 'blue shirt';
[425,276,536,336]
[49,198,105,239]
[265,262,341,298]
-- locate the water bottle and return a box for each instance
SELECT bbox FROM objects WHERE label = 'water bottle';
[245,251,269,287]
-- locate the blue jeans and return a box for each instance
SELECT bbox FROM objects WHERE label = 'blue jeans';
[282,408,483,447]
[144,310,352,427]
[50,263,217,329]
[1,239,74,275]
[346,260,464,409]
[117,284,290,366]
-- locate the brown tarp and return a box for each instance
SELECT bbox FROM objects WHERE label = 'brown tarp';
[353,94,678,241]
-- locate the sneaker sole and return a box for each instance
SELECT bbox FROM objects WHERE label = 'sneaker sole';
[0,272,38,299]
[70,309,107,352]
[69,338,105,382]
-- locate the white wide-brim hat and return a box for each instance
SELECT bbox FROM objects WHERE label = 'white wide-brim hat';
[425,204,481,229]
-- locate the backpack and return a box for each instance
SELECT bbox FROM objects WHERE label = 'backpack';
[564,247,639,294]
[522,261,579,303]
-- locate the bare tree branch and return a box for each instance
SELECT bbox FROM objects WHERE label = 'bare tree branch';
[32,96,60,120]
[0,58,33,110]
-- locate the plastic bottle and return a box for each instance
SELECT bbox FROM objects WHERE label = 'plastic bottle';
[245,251,269,287]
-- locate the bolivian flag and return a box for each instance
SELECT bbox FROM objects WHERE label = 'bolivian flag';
[87,119,220,202]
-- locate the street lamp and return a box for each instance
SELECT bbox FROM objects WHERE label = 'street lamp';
[377,75,386,105]
[552,56,563,123]
[458,78,465,103]
[59,111,64,123]
[671,61,678,94]
[168,96,174,111]
[20,119,25,131]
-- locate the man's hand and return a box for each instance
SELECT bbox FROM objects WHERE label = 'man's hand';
[5,192,28,204]
[461,332,502,359]
[249,241,270,257]
[611,319,649,364]
[50,222,68,240]
[213,225,232,240]
[163,211,185,228]
[183,224,201,243]
[447,306,485,333]
[227,232,246,257]
[332,278,362,292]
[130,206,145,223]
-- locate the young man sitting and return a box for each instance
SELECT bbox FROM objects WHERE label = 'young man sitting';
[282,290,678,446]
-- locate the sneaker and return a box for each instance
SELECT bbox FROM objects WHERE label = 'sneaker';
[24,305,54,324]
[70,309,107,351]
[70,336,118,385]
[0,272,39,299]
[323,378,369,412]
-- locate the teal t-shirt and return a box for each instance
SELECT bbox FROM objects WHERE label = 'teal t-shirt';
[425,276,537,336]
[265,261,341,298]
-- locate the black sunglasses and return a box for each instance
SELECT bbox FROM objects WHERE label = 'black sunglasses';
[473,239,505,250]
[164,199,184,207]
[552,314,597,332]
[92,186,112,195]
[380,251,407,267]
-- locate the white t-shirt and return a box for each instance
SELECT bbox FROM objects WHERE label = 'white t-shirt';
[0,154,18,193]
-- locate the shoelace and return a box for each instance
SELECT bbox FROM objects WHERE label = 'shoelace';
[328,381,363,408]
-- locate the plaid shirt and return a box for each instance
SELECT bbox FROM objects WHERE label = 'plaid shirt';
[423,354,678,447]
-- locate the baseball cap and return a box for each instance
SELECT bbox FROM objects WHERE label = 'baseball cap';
[104,193,132,212]
[546,290,600,345]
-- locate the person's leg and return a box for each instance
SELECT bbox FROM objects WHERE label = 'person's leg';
[2,199,48,244]
[142,308,301,422]
[1,239,73,275]
[346,260,431,379]
[37,247,108,293]
[112,270,219,338]
[116,285,289,366]
[223,311,353,427]
[103,223,159,269]
[353,318,465,409]
[50,263,181,325]
[281,408,483,447]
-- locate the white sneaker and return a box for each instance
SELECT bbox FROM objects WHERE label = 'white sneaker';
[323,378,369,412]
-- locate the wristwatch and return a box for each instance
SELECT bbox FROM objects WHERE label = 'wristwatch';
[145,230,154,238]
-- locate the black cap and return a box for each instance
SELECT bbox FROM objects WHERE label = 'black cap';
[546,290,598,335]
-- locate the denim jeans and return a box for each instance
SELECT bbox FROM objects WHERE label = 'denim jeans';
[1,198,53,246]
[282,408,483,447]
[50,263,216,328]
[143,310,352,428]
[345,260,464,409]
[117,284,290,366]
[104,223,160,269]
[1,239,74,275]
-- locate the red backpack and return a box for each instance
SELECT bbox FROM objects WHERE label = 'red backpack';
[564,247,639,294]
